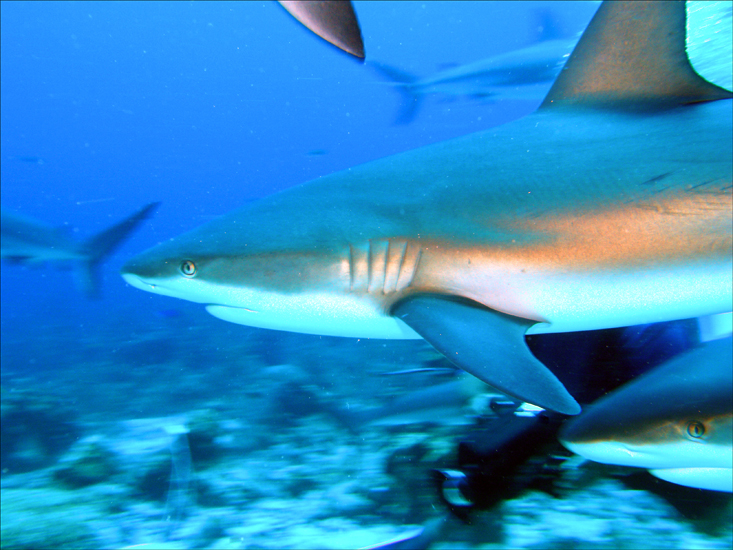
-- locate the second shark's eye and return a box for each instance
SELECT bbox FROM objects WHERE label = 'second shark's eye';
[180,260,197,278]
[687,421,705,438]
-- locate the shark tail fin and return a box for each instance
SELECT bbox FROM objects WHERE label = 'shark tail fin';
[541,1,733,110]
[370,62,424,124]
[78,202,159,298]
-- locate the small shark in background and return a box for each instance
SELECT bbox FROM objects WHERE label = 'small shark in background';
[122,2,732,416]
[338,375,500,431]
[275,0,584,126]
[370,5,593,124]
[560,335,733,492]
[2,202,159,298]
[372,37,579,124]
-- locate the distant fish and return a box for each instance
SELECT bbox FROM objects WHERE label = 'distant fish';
[267,371,497,432]
[155,308,185,319]
[75,197,116,206]
[339,375,499,430]
[1,202,159,298]
[372,37,579,124]
[560,337,733,492]
[9,155,45,165]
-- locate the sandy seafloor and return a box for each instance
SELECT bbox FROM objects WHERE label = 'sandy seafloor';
[2,1,733,549]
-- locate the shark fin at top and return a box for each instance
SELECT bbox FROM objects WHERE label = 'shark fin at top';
[278,1,364,60]
[392,295,581,416]
[541,1,733,110]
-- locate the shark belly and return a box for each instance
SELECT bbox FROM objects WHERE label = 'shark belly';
[206,249,732,339]
[519,260,733,334]
[205,293,421,339]
[650,468,732,493]
[194,254,732,338]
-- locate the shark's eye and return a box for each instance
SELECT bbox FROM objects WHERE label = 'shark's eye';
[687,421,705,438]
[180,260,197,278]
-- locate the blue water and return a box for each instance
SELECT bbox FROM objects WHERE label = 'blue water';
[0,2,600,329]
[1,2,731,549]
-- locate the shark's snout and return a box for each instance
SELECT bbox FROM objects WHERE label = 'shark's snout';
[121,253,167,280]
[120,251,183,296]
[121,271,154,292]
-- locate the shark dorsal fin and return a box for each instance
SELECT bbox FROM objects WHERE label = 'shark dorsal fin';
[541,1,732,110]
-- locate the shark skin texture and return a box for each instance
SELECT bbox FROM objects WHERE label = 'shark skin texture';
[122,2,732,415]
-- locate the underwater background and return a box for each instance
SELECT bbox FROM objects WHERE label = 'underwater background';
[1,2,732,549]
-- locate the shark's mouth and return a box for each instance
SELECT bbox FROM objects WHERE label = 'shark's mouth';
[207,304,258,314]
[121,273,156,291]
[120,273,201,303]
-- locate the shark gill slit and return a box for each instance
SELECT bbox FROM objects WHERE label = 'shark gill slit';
[412,247,423,289]
[348,244,355,291]
[349,239,420,295]
[396,242,422,292]
[386,240,409,294]
[367,239,388,295]
[367,239,372,292]
[347,242,370,293]
[394,240,409,293]
[382,240,391,294]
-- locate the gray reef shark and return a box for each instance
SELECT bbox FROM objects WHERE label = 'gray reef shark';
[122,2,732,415]
[2,202,158,297]
[372,37,580,124]
[560,336,733,492]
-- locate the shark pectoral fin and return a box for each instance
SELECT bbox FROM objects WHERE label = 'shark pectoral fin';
[391,295,581,415]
